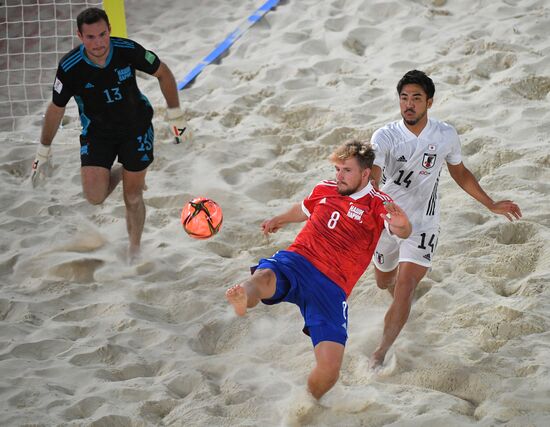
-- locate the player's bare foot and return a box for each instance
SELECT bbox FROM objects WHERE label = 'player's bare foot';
[128,244,141,264]
[226,284,248,316]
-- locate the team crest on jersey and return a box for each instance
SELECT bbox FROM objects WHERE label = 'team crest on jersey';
[116,66,132,82]
[376,251,384,265]
[145,50,156,64]
[422,153,437,169]
[53,77,63,94]
[347,205,364,222]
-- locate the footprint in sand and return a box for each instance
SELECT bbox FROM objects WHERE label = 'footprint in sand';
[472,53,516,79]
[471,149,522,179]
[139,399,179,424]
[165,371,203,399]
[345,27,384,55]
[48,258,105,283]
[89,414,135,426]
[220,107,244,128]
[477,306,547,353]
[483,222,541,285]
[219,161,254,186]
[7,389,42,410]
[245,177,302,203]
[95,362,158,382]
[518,276,548,297]
[324,15,351,32]
[68,343,129,367]
[487,221,536,246]
[3,339,73,361]
[127,302,173,324]
[461,137,497,156]
[189,320,227,356]
[0,158,29,179]
[510,75,550,100]
[52,303,114,322]
[62,396,106,421]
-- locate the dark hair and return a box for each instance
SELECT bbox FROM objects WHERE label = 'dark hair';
[396,70,435,99]
[77,7,110,33]
[329,140,375,170]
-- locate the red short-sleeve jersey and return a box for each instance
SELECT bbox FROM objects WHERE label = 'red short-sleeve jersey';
[288,180,392,296]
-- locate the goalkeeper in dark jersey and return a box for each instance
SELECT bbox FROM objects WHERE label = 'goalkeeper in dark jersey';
[31,7,191,259]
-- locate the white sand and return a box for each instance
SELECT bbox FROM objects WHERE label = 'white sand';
[1,0,550,425]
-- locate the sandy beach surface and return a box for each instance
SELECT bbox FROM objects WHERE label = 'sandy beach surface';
[1,0,550,425]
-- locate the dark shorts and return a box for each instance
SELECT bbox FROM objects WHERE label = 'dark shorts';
[79,124,154,171]
[254,250,349,347]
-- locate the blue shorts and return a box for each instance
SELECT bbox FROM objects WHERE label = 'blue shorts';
[254,250,348,347]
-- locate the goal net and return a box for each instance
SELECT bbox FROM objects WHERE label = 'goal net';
[0,0,102,132]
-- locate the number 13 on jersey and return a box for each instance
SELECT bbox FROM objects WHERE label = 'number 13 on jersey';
[103,87,122,103]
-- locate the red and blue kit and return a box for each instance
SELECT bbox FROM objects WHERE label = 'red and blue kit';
[288,180,392,296]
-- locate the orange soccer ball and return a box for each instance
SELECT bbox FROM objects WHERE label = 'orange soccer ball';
[181,197,223,239]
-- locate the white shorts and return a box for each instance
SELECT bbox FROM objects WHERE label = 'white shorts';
[372,227,440,272]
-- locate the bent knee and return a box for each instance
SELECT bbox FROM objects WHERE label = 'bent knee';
[316,354,343,378]
[252,268,277,287]
[376,278,396,291]
[375,268,397,290]
[84,192,107,205]
[123,192,144,208]
[376,281,390,290]
[319,363,341,383]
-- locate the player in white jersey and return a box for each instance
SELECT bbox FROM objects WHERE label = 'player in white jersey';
[368,70,522,368]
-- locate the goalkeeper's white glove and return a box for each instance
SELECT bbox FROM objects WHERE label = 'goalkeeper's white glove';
[31,143,52,187]
[166,107,192,144]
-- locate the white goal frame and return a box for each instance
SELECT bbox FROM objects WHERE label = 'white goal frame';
[1,0,102,132]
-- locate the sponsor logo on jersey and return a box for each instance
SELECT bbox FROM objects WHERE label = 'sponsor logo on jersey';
[53,77,63,94]
[428,144,436,151]
[140,154,150,162]
[419,170,431,175]
[397,155,408,162]
[145,50,156,64]
[320,197,327,204]
[346,204,364,221]
[116,66,132,82]
[376,251,384,264]
[84,82,94,89]
[422,153,437,169]
[423,253,431,261]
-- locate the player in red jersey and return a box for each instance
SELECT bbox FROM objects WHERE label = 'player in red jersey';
[226,140,412,400]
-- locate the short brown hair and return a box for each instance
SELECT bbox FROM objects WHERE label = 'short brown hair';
[77,7,110,33]
[329,140,375,170]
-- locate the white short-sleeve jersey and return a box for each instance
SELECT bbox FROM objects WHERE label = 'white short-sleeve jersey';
[371,118,462,230]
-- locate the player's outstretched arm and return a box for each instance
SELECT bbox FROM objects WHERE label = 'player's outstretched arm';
[380,202,412,239]
[261,203,308,235]
[154,61,192,144]
[447,162,522,221]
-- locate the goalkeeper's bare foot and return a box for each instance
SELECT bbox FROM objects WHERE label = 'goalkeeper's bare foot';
[226,284,248,316]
